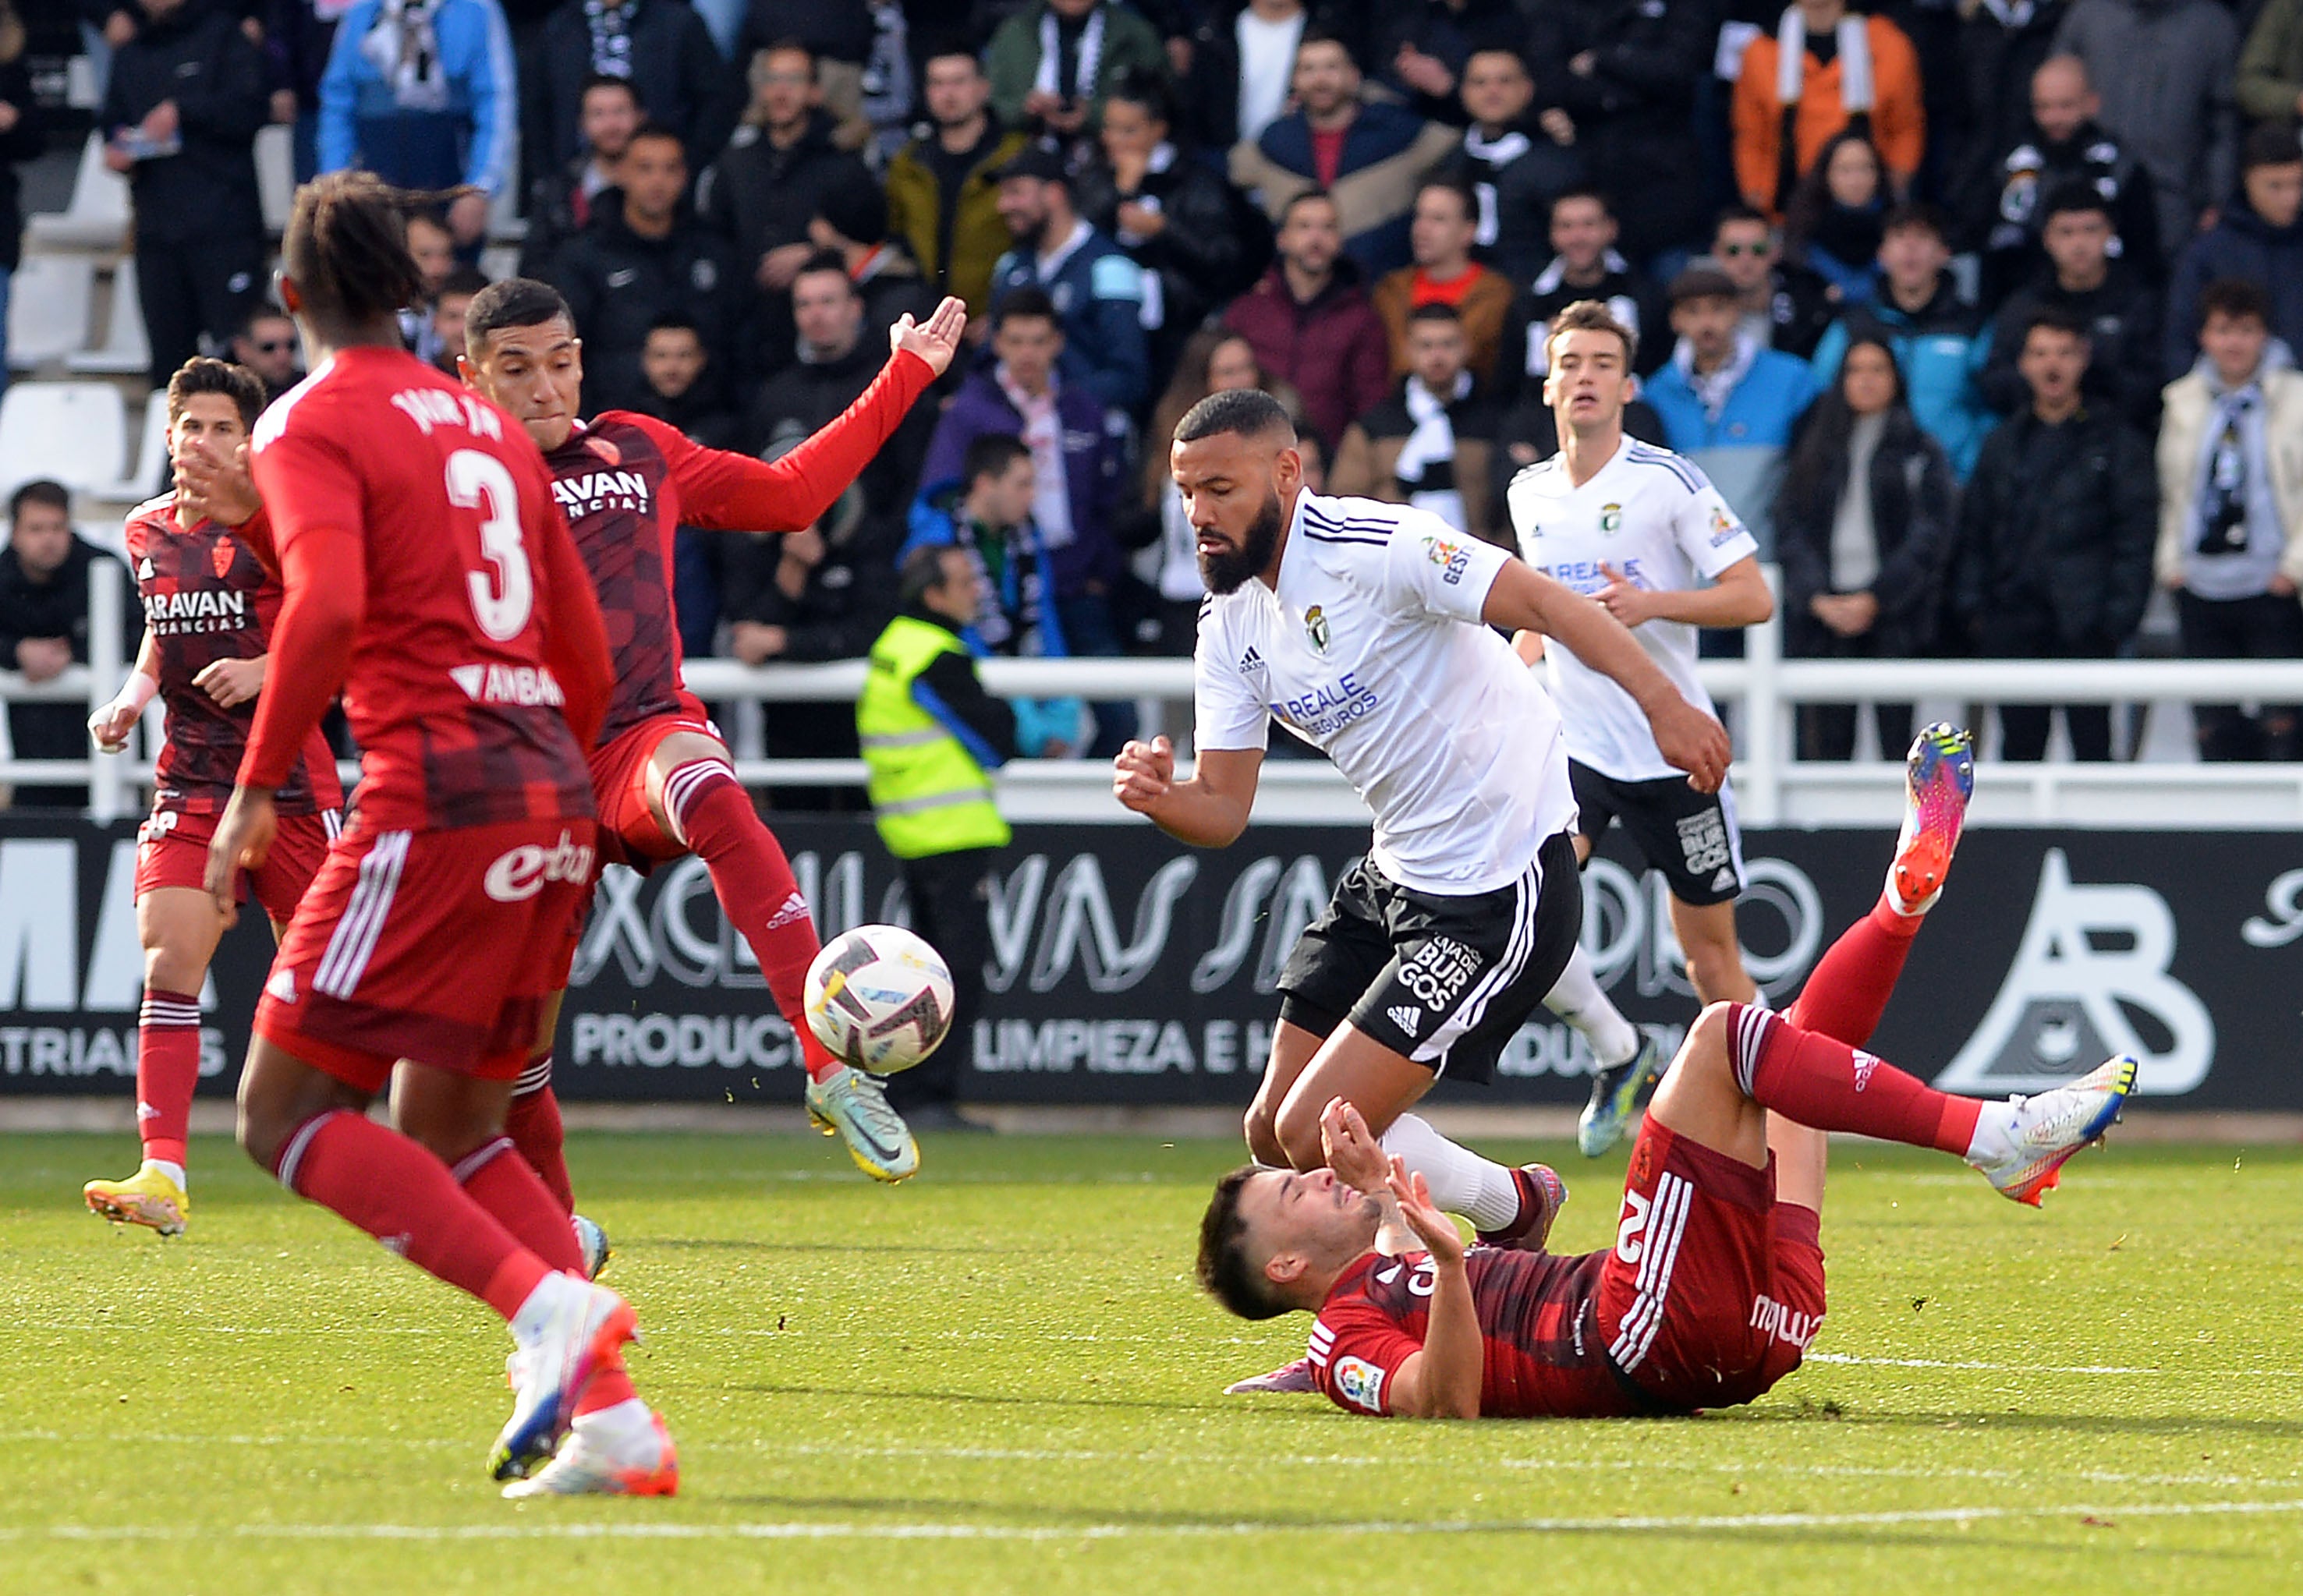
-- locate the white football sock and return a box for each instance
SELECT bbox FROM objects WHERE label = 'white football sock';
[570,1396,656,1451]
[1963,1099,2022,1164]
[147,1159,187,1191]
[1378,1113,1521,1231]
[1542,945,1642,1069]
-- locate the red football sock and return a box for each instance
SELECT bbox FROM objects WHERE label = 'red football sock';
[275,1110,550,1320]
[1781,899,1923,1049]
[504,1064,574,1214]
[664,759,841,1082]
[136,988,201,1170]
[1726,1003,1980,1155]
[453,1136,636,1414]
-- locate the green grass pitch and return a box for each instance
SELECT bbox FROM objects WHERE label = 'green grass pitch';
[5,1128,2303,1594]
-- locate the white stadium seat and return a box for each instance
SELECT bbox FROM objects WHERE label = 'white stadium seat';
[90,391,170,504]
[0,383,129,499]
[24,133,132,253]
[256,123,295,236]
[67,259,152,377]
[5,256,94,370]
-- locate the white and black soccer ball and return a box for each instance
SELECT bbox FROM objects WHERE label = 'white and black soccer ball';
[803,925,955,1074]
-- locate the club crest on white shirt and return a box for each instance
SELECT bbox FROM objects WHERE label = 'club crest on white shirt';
[1304,604,1330,653]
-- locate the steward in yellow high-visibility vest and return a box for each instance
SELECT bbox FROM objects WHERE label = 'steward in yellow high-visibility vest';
[855,545,1035,1125]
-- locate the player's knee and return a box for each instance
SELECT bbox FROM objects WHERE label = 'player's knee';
[235,1098,283,1171]
[1242,1102,1284,1166]
[1681,1001,1739,1081]
[1271,1098,1327,1172]
[143,946,202,996]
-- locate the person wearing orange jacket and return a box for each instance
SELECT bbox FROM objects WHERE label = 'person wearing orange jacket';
[1732,0,1922,218]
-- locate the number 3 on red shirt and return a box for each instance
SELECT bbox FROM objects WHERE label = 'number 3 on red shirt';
[446,449,533,641]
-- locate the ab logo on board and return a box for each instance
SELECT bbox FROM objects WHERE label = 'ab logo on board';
[1935,850,2214,1096]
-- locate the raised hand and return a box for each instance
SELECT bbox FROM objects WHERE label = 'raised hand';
[1319,1096,1391,1194]
[1111,734,1176,814]
[891,297,969,378]
[1384,1158,1465,1266]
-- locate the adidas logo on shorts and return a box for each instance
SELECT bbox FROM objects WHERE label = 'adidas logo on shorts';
[1387,1003,1423,1037]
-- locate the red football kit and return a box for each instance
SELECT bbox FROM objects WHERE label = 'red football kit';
[124,494,342,919]
[1309,1120,1826,1418]
[545,349,934,862]
[241,347,612,1090]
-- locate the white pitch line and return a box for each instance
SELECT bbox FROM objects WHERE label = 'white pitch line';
[12,1499,2303,1542]
[1804,1352,2164,1375]
[0,1431,2289,1493]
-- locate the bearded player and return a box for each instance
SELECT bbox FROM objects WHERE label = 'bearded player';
[455,275,964,1190]
[81,357,345,1237]
[1197,726,2139,1419]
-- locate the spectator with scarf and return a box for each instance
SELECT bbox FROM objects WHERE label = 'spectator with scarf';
[1732,0,1922,219]
[985,0,1167,147]
[317,0,514,246]
[526,0,739,178]
[1329,303,1504,543]
[2156,278,2303,762]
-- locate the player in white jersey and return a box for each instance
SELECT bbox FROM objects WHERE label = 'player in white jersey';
[1507,300,1777,1156]
[1111,387,1730,1393]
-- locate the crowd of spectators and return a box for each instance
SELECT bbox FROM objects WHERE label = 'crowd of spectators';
[8,0,2303,780]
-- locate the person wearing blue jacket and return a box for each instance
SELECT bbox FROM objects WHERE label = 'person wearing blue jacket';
[318,0,515,249]
[1809,205,1997,480]
[1646,266,1821,557]
[899,435,1083,758]
[987,144,1150,412]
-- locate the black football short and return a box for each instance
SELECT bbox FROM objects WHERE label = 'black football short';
[1570,760,1746,907]
[1276,830,1581,1085]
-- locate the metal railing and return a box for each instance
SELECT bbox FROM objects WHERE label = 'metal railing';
[9,560,2303,826]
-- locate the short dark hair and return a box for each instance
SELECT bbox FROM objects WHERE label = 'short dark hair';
[167,356,268,430]
[2241,121,2303,173]
[1105,65,1171,126]
[1196,1167,1288,1322]
[899,542,965,608]
[793,249,858,294]
[236,305,294,341]
[622,121,686,157]
[464,276,576,352]
[994,285,1061,331]
[646,312,703,341]
[436,265,491,301]
[9,480,69,524]
[1714,201,1771,235]
[962,432,1030,490]
[2200,276,2273,331]
[1880,201,1948,242]
[1295,25,1359,71]
[756,36,816,69]
[1547,298,1638,369]
[916,32,984,71]
[2039,179,2113,227]
[1551,185,1614,222]
[1277,187,1338,228]
[578,71,640,108]
[1416,179,1476,223]
[1175,387,1296,447]
[2023,305,2092,346]
[1405,301,1463,327]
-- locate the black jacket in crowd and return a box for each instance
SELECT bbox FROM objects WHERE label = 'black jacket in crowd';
[0,54,44,274]
[2163,194,2303,382]
[1495,253,1672,402]
[549,193,752,415]
[699,110,876,280]
[1983,264,2165,430]
[1071,146,1267,375]
[0,534,137,671]
[1528,0,1714,261]
[1431,126,1586,288]
[1965,116,2163,306]
[525,0,742,174]
[98,0,267,246]
[1774,407,1959,659]
[738,0,876,65]
[1369,0,1532,126]
[1756,260,1839,361]
[1950,403,2157,656]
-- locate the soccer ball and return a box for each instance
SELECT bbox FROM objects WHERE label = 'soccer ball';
[803,925,955,1074]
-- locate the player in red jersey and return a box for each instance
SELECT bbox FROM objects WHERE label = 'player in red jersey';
[80,357,345,1237]
[1196,728,2138,1420]
[206,172,671,1497]
[454,274,966,1190]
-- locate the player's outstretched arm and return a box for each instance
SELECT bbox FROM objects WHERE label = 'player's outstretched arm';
[1483,558,1731,793]
[664,298,966,536]
[1378,1160,1481,1421]
[1111,736,1263,848]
